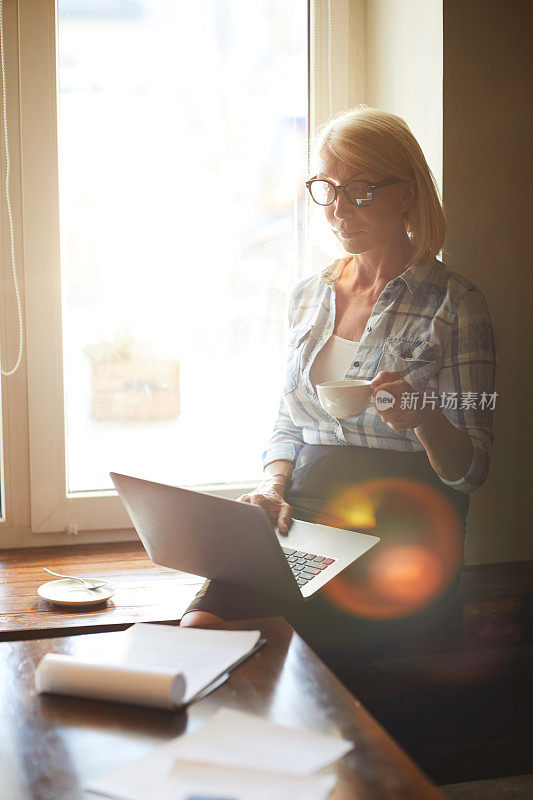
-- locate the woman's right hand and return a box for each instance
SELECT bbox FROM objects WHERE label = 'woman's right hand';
[237,477,293,533]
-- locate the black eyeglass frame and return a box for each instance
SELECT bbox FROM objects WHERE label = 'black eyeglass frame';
[305,176,402,207]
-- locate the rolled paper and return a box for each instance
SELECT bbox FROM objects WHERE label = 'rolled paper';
[35,653,186,710]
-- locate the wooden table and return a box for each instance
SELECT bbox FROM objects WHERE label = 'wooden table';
[0,542,204,640]
[0,616,444,800]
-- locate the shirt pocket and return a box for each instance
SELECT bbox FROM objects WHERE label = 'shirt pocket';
[376,337,441,392]
[285,326,313,393]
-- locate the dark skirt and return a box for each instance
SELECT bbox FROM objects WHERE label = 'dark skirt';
[185,444,469,671]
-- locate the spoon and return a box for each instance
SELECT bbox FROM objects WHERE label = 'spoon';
[43,567,108,589]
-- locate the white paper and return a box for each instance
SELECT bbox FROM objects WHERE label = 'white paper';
[169,707,353,775]
[163,760,336,800]
[89,758,336,800]
[123,624,261,703]
[90,761,336,800]
[87,707,353,799]
[35,624,261,709]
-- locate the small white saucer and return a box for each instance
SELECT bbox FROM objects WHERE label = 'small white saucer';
[37,578,115,607]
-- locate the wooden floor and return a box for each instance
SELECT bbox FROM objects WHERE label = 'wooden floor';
[440,774,533,799]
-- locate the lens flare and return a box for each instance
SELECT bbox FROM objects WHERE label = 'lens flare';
[368,544,444,604]
[315,485,377,530]
[319,478,464,619]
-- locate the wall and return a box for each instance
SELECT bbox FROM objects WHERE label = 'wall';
[442,0,532,563]
[365,0,443,190]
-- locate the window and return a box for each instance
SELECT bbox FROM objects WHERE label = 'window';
[57,0,308,494]
[6,0,352,538]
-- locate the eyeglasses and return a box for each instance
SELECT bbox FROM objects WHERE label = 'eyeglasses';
[305,176,402,207]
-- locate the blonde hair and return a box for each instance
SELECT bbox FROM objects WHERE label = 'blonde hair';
[314,106,445,267]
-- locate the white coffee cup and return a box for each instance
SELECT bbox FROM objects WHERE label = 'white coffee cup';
[316,379,375,419]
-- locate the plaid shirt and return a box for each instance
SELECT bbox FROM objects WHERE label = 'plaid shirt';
[263,256,497,494]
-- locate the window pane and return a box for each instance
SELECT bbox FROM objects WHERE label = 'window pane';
[57,0,308,493]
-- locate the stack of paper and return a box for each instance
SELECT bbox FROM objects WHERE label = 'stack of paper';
[87,707,353,800]
[35,623,263,709]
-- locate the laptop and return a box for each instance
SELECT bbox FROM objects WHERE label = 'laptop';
[110,472,380,603]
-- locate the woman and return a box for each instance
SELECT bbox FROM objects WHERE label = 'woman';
[181,106,496,670]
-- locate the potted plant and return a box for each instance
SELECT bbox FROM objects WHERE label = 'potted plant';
[84,330,180,421]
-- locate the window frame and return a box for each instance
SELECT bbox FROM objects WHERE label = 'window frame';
[4,0,353,537]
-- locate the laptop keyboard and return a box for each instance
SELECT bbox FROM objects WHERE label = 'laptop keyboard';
[282,547,336,587]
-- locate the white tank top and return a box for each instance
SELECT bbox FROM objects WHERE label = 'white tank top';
[310,334,360,389]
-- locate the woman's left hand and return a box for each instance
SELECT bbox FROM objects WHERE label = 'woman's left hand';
[370,371,435,432]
